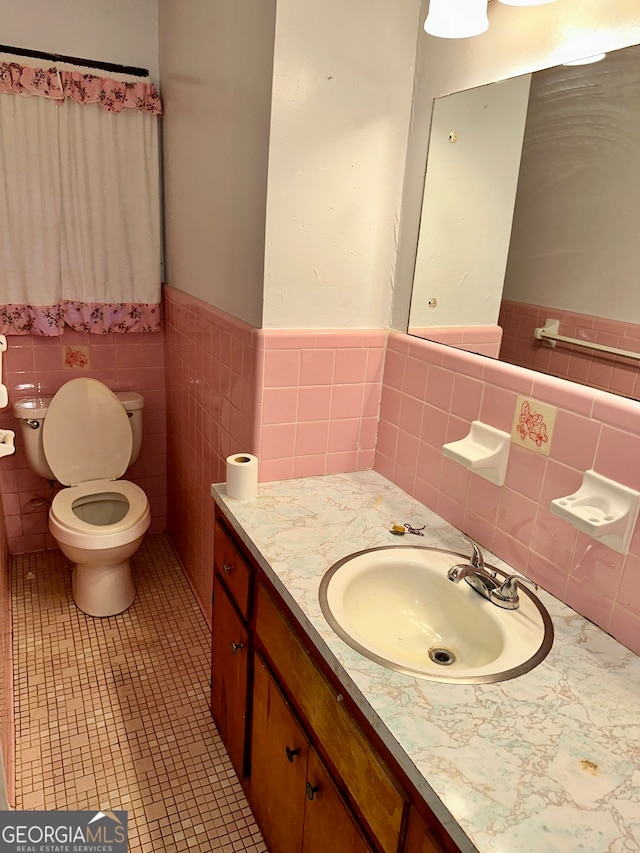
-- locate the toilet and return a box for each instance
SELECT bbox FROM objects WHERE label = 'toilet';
[13,378,151,617]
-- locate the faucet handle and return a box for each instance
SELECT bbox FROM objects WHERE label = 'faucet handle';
[500,574,538,595]
[459,533,484,569]
[491,574,539,609]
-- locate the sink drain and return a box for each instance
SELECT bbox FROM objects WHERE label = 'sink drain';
[428,647,456,666]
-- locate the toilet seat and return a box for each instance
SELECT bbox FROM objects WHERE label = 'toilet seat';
[51,478,148,532]
[43,378,132,486]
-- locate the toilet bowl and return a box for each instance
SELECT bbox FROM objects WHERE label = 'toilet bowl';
[15,378,151,617]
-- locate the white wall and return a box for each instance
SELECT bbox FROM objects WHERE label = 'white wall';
[159,0,275,327]
[392,0,640,330]
[262,0,421,329]
[0,0,158,80]
[410,75,530,329]
[159,0,421,330]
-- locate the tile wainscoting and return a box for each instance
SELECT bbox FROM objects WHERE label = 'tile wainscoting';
[0,504,13,807]
[164,286,386,622]
[376,331,640,655]
[0,329,167,555]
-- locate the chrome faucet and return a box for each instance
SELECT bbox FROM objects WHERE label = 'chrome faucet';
[447,534,500,599]
[447,535,538,610]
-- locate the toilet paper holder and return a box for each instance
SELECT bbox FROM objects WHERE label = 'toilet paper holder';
[0,429,15,458]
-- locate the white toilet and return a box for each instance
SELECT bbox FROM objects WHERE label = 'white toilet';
[13,378,151,617]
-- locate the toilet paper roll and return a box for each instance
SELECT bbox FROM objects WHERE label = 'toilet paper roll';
[225,453,259,500]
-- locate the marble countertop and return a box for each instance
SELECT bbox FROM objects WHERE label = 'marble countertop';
[211,470,640,853]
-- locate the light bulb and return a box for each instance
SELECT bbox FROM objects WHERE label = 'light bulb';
[497,0,556,6]
[563,53,607,66]
[424,0,489,39]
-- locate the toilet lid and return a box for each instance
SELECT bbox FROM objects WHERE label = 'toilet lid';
[43,378,133,486]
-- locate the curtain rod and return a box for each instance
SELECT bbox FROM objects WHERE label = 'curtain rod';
[0,44,149,78]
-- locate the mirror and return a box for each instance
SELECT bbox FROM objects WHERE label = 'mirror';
[408,42,640,401]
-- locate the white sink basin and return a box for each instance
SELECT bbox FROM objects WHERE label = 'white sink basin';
[319,546,554,683]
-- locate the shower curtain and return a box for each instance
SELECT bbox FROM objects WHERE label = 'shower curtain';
[0,59,162,335]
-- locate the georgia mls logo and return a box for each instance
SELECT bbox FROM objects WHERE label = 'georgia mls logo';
[0,809,128,853]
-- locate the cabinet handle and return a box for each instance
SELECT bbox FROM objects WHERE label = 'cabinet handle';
[230,641,244,655]
[222,563,233,573]
[285,745,301,763]
[305,782,320,801]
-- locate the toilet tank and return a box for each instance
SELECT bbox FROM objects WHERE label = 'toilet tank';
[12,396,54,480]
[114,391,145,466]
[13,389,145,481]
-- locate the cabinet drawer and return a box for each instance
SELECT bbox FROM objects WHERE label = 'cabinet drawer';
[214,520,252,618]
[256,583,407,853]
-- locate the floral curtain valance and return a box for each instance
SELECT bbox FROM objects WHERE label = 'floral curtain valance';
[0,61,162,115]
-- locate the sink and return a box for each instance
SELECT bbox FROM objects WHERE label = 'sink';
[318,546,554,684]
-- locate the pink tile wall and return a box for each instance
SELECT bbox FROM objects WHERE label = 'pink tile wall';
[376,331,640,656]
[410,326,503,358]
[164,287,388,622]
[255,330,386,481]
[0,329,167,554]
[164,286,257,623]
[0,500,13,806]
[500,300,640,400]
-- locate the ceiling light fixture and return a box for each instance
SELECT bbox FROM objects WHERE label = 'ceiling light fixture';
[425,0,557,39]
[424,0,489,39]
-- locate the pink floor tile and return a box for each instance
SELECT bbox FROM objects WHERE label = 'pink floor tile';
[11,537,267,853]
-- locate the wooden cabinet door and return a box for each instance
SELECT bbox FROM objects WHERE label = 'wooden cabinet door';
[404,808,446,853]
[250,653,308,853]
[302,745,375,853]
[255,582,406,853]
[211,575,250,779]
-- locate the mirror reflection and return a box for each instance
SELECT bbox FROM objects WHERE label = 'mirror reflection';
[408,42,640,401]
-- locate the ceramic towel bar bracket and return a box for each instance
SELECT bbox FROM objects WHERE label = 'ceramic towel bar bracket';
[550,469,640,554]
[0,335,7,409]
[441,421,510,486]
[0,429,15,458]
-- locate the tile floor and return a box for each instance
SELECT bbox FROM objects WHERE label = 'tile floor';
[12,534,268,852]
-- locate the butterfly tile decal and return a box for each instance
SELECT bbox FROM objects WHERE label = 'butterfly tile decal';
[63,345,90,369]
[511,396,557,456]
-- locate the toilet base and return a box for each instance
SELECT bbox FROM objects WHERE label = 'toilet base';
[72,560,136,617]
[55,536,145,617]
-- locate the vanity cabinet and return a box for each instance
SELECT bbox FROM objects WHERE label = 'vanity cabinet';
[404,810,447,853]
[210,520,253,779]
[254,581,406,853]
[211,510,457,853]
[250,651,308,853]
[251,652,374,853]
